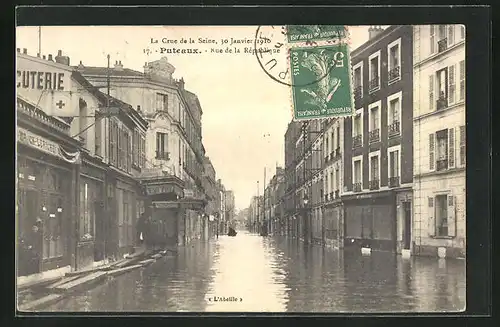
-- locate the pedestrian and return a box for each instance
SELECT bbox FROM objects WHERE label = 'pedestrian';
[136,212,147,246]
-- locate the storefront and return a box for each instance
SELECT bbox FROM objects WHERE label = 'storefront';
[16,98,81,277]
[324,201,344,249]
[343,191,397,252]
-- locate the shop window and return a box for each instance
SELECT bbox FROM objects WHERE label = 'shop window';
[80,181,94,241]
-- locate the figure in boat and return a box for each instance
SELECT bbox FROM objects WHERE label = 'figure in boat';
[228,226,237,237]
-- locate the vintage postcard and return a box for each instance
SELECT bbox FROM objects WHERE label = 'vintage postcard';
[16,24,466,313]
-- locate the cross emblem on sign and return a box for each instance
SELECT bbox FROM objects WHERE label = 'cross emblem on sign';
[56,100,65,109]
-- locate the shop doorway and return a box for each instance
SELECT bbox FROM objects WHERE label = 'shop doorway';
[403,201,412,250]
[94,200,106,262]
[17,189,42,277]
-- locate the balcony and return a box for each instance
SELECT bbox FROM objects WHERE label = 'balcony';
[437,159,448,171]
[436,96,448,111]
[369,129,380,144]
[353,182,362,193]
[438,38,448,53]
[388,66,401,82]
[369,179,380,190]
[388,121,401,137]
[335,190,339,199]
[352,134,362,148]
[354,85,362,99]
[156,151,170,161]
[388,176,400,188]
[369,77,380,92]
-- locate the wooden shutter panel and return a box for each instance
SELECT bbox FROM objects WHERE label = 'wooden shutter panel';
[447,195,456,237]
[460,125,466,166]
[448,65,456,105]
[430,25,435,54]
[448,127,455,168]
[459,60,465,100]
[156,133,160,158]
[428,197,435,237]
[448,25,455,46]
[429,133,435,170]
[429,75,434,111]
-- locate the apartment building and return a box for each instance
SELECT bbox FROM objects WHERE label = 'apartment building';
[412,25,466,259]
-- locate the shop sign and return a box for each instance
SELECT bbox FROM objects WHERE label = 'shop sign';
[153,201,179,209]
[146,184,177,195]
[17,127,62,159]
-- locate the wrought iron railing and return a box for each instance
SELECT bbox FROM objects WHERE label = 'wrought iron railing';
[438,38,448,53]
[437,96,448,110]
[369,77,379,92]
[437,159,448,171]
[369,129,380,143]
[354,85,362,99]
[388,66,401,82]
[388,176,400,188]
[353,134,362,148]
[388,121,400,137]
[353,182,362,192]
[369,179,380,190]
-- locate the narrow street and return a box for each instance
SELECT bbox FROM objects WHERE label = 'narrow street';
[43,231,465,313]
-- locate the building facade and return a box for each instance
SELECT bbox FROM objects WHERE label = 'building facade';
[342,25,414,253]
[283,121,300,237]
[322,117,345,249]
[202,156,218,238]
[412,25,466,259]
[76,56,207,247]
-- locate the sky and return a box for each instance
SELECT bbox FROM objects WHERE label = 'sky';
[16,25,378,211]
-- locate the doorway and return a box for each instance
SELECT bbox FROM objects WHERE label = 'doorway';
[403,201,412,250]
[94,200,106,262]
[17,189,42,276]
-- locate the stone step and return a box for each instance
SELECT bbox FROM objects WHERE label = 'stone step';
[107,264,143,278]
[18,293,64,311]
[52,271,108,294]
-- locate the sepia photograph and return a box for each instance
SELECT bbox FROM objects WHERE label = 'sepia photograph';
[15,23,466,313]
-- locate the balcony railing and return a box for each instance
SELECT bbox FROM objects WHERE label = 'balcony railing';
[436,96,448,110]
[437,159,448,171]
[155,151,170,161]
[388,66,401,82]
[369,77,380,92]
[353,182,362,192]
[352,134,362,148]
[354,85,362,99]
[329,192,334,201]
[335,190,339,198]
[369,179,380,190]
[388,176,400,188]
[438,38,448,53]
[369,129,380,143]
[388,121,401,137]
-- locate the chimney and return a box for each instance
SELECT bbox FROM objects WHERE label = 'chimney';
[22,48,27,54]
[16,48,20,53]
[368,25,384,40]
[48,54,54,61]
[77,60,85,70]
[176,77,185,90]
[114,60,123,71]
[55,49,70,65]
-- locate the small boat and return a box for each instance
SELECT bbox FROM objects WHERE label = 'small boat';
[227,227,237,237]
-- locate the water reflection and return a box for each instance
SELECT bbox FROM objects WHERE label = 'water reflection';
[44,231,465,313]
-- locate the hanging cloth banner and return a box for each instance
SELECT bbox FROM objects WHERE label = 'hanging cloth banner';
[58,145,81,164]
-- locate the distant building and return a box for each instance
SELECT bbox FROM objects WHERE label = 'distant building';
[412,25,466,259]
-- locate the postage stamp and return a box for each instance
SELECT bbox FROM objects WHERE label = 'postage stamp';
[289,43,354,120]
[286,25,347,43]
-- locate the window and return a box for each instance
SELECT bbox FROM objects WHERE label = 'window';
[156,93,168,112]
[330,131,334,154]
[109,120,117,165]
[388,92,402,137]
[448,25,455,46]
[352,109,363,148]
[387,38,401,83]
[369,102,380,144]
[335,167,340,190]
[388,148,400,187]
[79,181,94,240]
[460,25,465,40]
[330,171,334,193]
[438,25,447,52]
[369,154,379,190]
[139,135,145,168]
[117,127,123,169]
[459,125,466,166]
[369,51,380,92]
[156,132,169,160]
[336,126,340,150]
[353,62,363,99]
[353,159,362,192]
[95,119,102,157]
[179,138,182,167]
[429,74,434,111]
[429,194,456,237]
[132,130,138,166]
[126,131,132,173]
[436,68,448,110]
[459,60,465,100]
[432,128,456,171]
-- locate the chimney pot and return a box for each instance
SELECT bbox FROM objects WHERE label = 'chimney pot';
[16,48,20,53]
[23,48,27,54]
[57,50,62,56]
[48,54,53,61]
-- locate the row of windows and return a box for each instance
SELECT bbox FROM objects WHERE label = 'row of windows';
[429,25,465,56]
[352,91,403,148]
[109,120,135,173]
[352,147,401,191]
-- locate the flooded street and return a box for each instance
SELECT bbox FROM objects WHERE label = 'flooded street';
[44,231,465,313]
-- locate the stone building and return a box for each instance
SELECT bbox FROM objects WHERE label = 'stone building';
[412,25,466,258]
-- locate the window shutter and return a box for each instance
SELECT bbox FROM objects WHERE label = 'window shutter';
[430,25,435,54]
[156,133,160,158]
[429,133,435,170]
[448,25,455,46]
[448,65,456,105]
[460,125,466,166]
[428,197,435,237]
[447,195,456,237]
[459,60,465,100]
[429,74,434,111]
[448,127,455,168]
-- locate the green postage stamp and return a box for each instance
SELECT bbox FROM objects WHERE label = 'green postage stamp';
[286,25,347,43]
[290,43,354,120]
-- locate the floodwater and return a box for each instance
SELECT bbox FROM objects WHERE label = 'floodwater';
[44,231,466,313]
